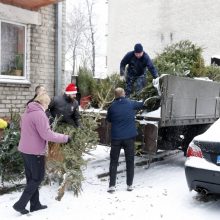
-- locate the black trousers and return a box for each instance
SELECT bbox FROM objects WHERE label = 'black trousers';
[109,138,135,187]
[14,153,45,210]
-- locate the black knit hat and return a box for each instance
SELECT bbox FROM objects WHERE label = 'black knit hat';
[134,43,143,53]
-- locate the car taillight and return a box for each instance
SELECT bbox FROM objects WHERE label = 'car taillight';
[186,142,203,158]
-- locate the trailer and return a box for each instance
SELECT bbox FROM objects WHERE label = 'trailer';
[96,74,220,154]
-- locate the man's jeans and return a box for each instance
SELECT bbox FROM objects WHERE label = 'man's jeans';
[125,74,146,97]
[109,138,135,187]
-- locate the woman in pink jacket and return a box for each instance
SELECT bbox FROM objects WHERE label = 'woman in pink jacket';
[13,93,70,215]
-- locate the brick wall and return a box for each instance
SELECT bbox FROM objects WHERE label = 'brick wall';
[107,0,220,74]
[0,84,30,115]
[0,2,66,117]
[30,5,56,97]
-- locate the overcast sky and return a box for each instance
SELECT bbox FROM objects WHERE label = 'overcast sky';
[65,0,108,77]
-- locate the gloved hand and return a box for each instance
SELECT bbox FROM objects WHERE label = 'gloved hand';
[120,76,125,81]
[152,77,161,96]
[67,136,72,143]
[152,77,160,87]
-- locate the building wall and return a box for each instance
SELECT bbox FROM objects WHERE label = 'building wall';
[107,0,220,74]
[0,2,66,117]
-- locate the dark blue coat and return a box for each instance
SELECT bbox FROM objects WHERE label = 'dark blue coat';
[120,51,158,78]
[106,97,143,140]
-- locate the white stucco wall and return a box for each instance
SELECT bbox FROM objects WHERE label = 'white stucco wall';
[107,0,220,74]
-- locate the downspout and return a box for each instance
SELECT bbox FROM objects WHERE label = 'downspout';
[55,2,62,96]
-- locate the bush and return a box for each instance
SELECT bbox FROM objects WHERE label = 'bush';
[205,64,220,81]
[91,73,124,109]
[0,113,24,185]
[77,68,125,109]
[154,40,206,77]
[77,67,96,97]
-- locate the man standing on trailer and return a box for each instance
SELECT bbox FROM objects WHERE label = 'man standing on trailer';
[120,43,159,97]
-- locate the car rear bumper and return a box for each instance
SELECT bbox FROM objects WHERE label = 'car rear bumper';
[185,157,220,194]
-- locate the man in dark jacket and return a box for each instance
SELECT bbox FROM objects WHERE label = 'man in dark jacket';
[48,83,81,127]
[120,43,159,97]
[106,87,145,193]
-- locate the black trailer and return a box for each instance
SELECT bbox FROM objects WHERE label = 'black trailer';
[94,74,220,154]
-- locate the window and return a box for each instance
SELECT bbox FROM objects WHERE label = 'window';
[0,20,26,79]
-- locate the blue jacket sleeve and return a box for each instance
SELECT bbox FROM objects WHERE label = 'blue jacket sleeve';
[120,52,133,76]
[145,53,158,79]
[130,100,144,110]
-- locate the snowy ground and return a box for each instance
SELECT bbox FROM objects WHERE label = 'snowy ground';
[0,145,220,220]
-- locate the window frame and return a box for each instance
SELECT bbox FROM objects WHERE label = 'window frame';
[0,19,28,83]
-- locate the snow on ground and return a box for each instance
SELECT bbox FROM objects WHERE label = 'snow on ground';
[0,145,220,220]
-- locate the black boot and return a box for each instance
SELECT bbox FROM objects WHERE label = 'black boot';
[30,204,48,212]
[13,203,29,215]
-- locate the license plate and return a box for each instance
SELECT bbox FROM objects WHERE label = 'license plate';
[217,155,220,164]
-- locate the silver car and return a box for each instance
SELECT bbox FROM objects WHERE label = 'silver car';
[185,118,220,195]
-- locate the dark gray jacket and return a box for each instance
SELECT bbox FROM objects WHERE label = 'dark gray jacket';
[48,94,81,127]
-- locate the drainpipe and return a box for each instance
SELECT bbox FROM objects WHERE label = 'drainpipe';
[55,2,62,96]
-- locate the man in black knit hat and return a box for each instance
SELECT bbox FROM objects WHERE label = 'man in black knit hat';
[120,43,159,97]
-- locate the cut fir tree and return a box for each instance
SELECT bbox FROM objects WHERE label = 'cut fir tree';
[46,112,99,201]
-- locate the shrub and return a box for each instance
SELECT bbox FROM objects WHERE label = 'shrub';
[205,64,220,81]
[0,113,24,185]
[77,67,96,97]
[91,73,124,109]
[154,40,206,77]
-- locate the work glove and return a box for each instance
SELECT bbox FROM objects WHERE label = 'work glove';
[120,76,125,81]
[152,77,160,87]
[152,77,161,96]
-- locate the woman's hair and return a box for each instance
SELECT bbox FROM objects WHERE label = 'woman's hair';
[34,93,50,106]
[35,85,46,95]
